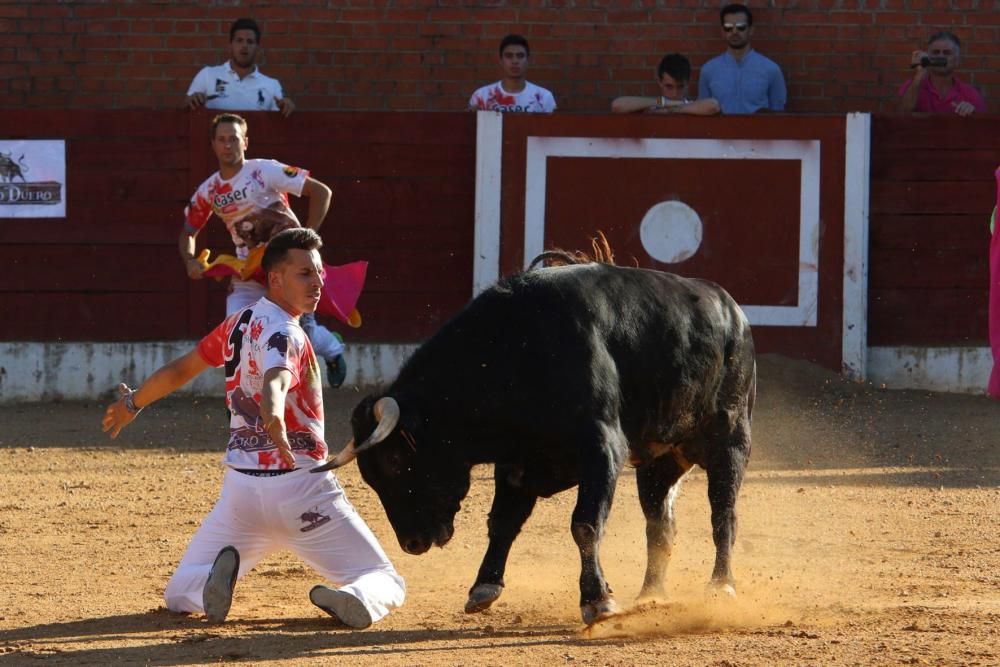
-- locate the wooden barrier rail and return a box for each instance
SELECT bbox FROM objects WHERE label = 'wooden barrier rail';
[1,110,997,364]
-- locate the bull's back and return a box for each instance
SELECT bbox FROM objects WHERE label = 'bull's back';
[509,264,754,443]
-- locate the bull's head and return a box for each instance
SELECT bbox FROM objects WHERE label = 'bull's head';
[312,394,469,555]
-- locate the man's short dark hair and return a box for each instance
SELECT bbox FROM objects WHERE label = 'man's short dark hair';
[928,30,961,51]
[499,34,530,57]
[263,228,323,274]
[230,17,261,43]
[657,53,692,83]
[720,3,752,26]
[211,113,247,139]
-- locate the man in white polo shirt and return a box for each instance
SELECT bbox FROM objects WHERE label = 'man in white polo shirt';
[185,18,295,118]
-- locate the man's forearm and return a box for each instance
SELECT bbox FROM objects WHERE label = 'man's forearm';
[133,350,209,410]
[178,229,197,261]
[303,179,332,230]
[260,369,292,423]
[898,75,923,112]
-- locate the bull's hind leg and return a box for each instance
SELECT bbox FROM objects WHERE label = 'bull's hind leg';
[705,419,751,596]
[572,431,625,625]
[465,465,538,614]
[636,453,691,602]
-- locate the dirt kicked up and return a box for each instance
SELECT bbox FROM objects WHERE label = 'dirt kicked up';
[1,354,998,666]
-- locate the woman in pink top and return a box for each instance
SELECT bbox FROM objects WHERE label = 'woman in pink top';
[898,31,986,117]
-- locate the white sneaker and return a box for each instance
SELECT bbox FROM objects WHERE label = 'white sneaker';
[203,546,239,623]
[309,585,373,629]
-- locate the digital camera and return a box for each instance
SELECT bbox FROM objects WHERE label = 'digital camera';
[915,56,949,68]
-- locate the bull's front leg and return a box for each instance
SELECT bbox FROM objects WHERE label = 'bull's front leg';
[572,437,624,625]
[466,464,538,614]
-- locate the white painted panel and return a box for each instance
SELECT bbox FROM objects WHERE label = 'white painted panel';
[523,136,821,327]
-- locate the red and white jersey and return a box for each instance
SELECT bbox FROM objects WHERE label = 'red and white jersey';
[197,297,326,470]
[468,81,556,113]
[184,158,309,259]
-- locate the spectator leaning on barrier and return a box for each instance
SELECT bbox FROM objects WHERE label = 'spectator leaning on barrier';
[468,34,556,113]
[185,17,295,118]
[897,31,985,117]
[611,53,720,116]
[697,4,787,114]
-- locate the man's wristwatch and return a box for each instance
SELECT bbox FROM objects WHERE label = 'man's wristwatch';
[123,389,143,415]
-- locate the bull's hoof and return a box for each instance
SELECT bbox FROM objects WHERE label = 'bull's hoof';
[581,598,619,625]
[465,584,503,614]
[705,581,737,600]
[635,584,667,604]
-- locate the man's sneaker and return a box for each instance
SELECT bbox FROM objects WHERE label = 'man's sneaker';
[326,354,347,389]
[309,585,373,629]
[203,546,240,623]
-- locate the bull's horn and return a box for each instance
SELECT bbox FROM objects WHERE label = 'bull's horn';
[361,397,401,448]
[311,438,358,472]
[309,397,401,474]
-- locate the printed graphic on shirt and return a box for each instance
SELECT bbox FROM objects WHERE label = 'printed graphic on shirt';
[469,81,556,113]
[197,298,326,469]
[184,158,309,259]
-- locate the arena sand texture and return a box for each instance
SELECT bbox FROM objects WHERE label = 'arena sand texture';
[1,354,998,666]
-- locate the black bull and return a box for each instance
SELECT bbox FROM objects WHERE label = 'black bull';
[314,258,756,624]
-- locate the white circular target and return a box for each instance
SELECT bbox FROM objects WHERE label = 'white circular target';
[639,200,703,264]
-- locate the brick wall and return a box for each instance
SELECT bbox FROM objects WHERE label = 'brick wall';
[2,1,996,114]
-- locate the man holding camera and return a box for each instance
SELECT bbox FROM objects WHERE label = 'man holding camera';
[898,31,985,117]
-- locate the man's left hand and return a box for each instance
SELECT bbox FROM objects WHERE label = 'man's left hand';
[275,97,295,118]
[102,383,138,439]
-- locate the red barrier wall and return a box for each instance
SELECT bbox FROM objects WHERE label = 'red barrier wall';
[2,109,997,362]
[498,113,848,370]
[868,114,997,346]
[0,110,476,343]
[2,2,997,115]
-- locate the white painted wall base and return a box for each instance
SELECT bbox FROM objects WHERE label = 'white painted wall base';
[866,346,993,395]
[0,342,418,403]
[1,342,992,402]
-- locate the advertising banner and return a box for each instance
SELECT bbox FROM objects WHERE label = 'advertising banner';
[0,140,65,217]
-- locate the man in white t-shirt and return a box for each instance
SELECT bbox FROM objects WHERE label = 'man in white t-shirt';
[468,34,556,113]
[185,18,295,118]
[180,113,348,387]
[103,228,405,628]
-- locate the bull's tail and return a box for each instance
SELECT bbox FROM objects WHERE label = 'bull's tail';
[528,231,616,269]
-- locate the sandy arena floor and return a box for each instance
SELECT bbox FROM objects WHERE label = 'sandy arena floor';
[1,354,998,666]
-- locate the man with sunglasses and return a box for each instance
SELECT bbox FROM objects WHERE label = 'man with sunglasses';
[898,31,985,117]
[697,4,787,114]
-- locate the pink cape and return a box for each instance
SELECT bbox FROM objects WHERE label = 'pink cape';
[988,166,1000,398]
[198,249,368,328]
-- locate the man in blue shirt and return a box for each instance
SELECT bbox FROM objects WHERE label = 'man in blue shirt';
[698,4,787,114]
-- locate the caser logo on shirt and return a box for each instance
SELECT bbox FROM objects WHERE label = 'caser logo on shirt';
[213,186,251,211]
